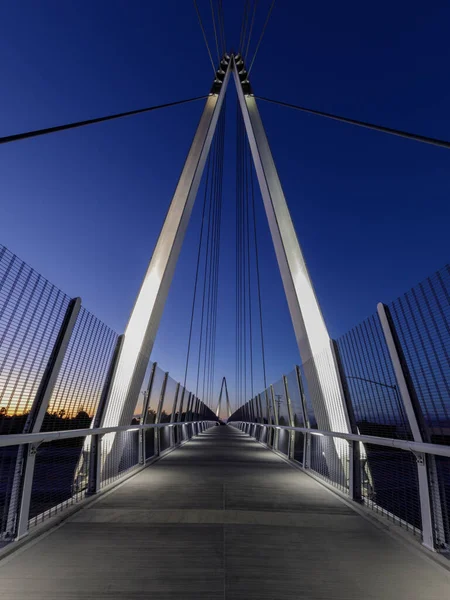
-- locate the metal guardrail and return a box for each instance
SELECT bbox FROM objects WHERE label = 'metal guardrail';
[232,422,450,458]
[0,421,210,448]
[232,421,450,553]
[0,420,216,546]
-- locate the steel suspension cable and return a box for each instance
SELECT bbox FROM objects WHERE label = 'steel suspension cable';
[249,145,268,389]
[202,118,220,404]
[238,0,250,54]
[193,102,226,407]
[235,106,241,407]
[245,137,254,400]
[241,111,247,407]
[210,0,221,63]
[218,0,227,55]
[207,105,225,406]
[195,132,218,399]
[0,96,207,146]
[244,0,259,62]
[182,152,213,391]
[193,0,217,74]
[256,95,450,150]
[208,104,226,406]
[235,105,244,408]
[247,0,276,75]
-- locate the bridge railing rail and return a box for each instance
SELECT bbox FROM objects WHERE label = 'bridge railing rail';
[231,420,450,552]
[0,419,216,547]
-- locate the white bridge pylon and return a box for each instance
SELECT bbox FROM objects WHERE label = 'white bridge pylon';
[100,53,351,477]
[215,377,231,419]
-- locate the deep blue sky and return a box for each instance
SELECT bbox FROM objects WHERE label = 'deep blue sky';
[1,1,449,409]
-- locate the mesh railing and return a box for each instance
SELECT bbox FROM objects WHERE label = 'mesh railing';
[389,265,450,443]
[337,314,412,440]
[308,435,349,494]
[362,444,422,536]
[0,245,71,434]
[230,264,450,549]
[42,307,118,431]
[0,244,217,543]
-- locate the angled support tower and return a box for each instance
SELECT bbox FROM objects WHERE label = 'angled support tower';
[99,53,351,477]
[215,377,231,419]
[232,54,351,438]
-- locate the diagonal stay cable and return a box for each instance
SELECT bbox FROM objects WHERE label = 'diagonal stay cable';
[210,0,221,63]
[247,0,275,75]
[194,0,217,74]
[0,96,207,146]
[245,135,254,400]
[217,0,227,55]
[256,95,450,150]
[244,0,258,62]
[238,0,250,54]
[249,147,268,389]
[183,151,213,391]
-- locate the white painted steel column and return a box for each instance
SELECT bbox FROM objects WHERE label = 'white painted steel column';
[377,302,437,551]
[232,57,351,439]
[102,60,231,431]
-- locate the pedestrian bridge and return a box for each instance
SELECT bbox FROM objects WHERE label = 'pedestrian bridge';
[1,26,450,599]
[1,425,449,599]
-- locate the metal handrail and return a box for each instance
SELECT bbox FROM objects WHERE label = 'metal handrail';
[0,420,216,448]
[232,421,450,458]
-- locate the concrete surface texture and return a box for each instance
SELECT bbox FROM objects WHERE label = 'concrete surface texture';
[1,425,449,599]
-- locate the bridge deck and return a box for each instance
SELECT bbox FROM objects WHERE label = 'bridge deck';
[1,425,449,599]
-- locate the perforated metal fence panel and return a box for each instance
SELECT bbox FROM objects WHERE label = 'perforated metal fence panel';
[389,265,450,444]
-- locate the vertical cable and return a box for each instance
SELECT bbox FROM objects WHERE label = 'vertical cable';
[210,0,221,63]
[249,150,268,389]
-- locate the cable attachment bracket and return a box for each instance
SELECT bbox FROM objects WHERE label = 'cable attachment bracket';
[210,53,231,94]
[234,53,253,95]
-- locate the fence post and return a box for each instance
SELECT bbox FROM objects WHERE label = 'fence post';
[10,297,81,540]
[169,383,180,447]
[154,372,168,455]
[332,340,362,502]
[304,432,311,469]
[138,362,156,465]
[295,366,311,468]
[270,385,279,450]
[283,375,295,460]
[378,302,438,551]
[87,334,124,494]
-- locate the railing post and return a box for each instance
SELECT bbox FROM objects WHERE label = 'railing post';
[10,297,81,540]
[304,432,311,469]
[88,334,124,493]
[378,302,438,551]
[88,434,103,495]
[283,375,295,460]
[296,366,311,468]
[169,383,180,447]
[332,341,362,502]
[347,440,362,502]
[270,385,279,450]
[139,362,156,465]
[154,372,168,456]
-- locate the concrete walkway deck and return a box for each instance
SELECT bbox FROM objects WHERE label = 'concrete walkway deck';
[1,425,449,599]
